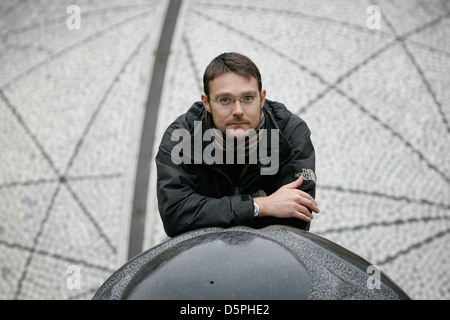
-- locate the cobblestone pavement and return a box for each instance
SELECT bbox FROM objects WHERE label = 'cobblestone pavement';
[1,0,449,300]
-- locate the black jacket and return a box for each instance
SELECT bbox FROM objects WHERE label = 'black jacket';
[156,99,317,237]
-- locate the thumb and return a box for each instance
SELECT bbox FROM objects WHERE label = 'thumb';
[285,175,304,189]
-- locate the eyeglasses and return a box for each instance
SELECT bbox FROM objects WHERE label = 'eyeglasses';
[210,95,260,108]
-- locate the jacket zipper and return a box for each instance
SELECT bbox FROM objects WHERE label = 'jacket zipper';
[212,142,291,196]
[210,166,239,196]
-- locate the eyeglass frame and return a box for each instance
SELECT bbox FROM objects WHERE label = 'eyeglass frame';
[208,93,262,108]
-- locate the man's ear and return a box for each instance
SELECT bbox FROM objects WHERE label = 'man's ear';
[260,89,266,109]
[201,94,211,113]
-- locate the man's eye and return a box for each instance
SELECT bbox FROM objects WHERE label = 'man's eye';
[218,98,231,103]
[243,96,254,102]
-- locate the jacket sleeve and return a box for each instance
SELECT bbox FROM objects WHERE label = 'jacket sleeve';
[254,115,317,231]
[155,146,255,237]
[277,115,317,199]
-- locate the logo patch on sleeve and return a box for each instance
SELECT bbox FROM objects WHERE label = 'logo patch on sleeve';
[295,169,317,183]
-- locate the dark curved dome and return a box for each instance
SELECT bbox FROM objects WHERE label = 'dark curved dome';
[123,231,311,299]
[93,226,410,300]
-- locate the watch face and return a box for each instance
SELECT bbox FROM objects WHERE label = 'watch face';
[254,203,259,216]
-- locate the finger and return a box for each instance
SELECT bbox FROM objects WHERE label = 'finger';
[285,175,304,189]
[298,197,320,213]
[296,189,314,200]
[294,208,313,222]
[291,203,314,220]
[294,190,319,210]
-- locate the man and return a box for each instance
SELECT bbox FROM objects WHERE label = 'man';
[156,52,319,237]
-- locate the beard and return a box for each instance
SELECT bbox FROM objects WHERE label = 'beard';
[206,111,266,158]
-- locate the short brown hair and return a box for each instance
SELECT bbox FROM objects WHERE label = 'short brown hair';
[203,52,262,97]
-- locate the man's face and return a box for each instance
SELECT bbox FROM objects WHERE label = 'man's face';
[202,72,266,138]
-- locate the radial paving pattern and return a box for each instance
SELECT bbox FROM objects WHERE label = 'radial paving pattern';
[1,0,449,300]
[0,0,167,299]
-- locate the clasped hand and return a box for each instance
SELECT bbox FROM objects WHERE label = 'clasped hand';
[253,176,320,222]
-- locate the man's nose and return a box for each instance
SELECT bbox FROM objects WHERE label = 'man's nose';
[232,100,244,115]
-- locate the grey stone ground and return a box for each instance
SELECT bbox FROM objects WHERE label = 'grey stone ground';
[0,0,449,300]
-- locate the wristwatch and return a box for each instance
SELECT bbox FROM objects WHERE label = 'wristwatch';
[253,202,259,217]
